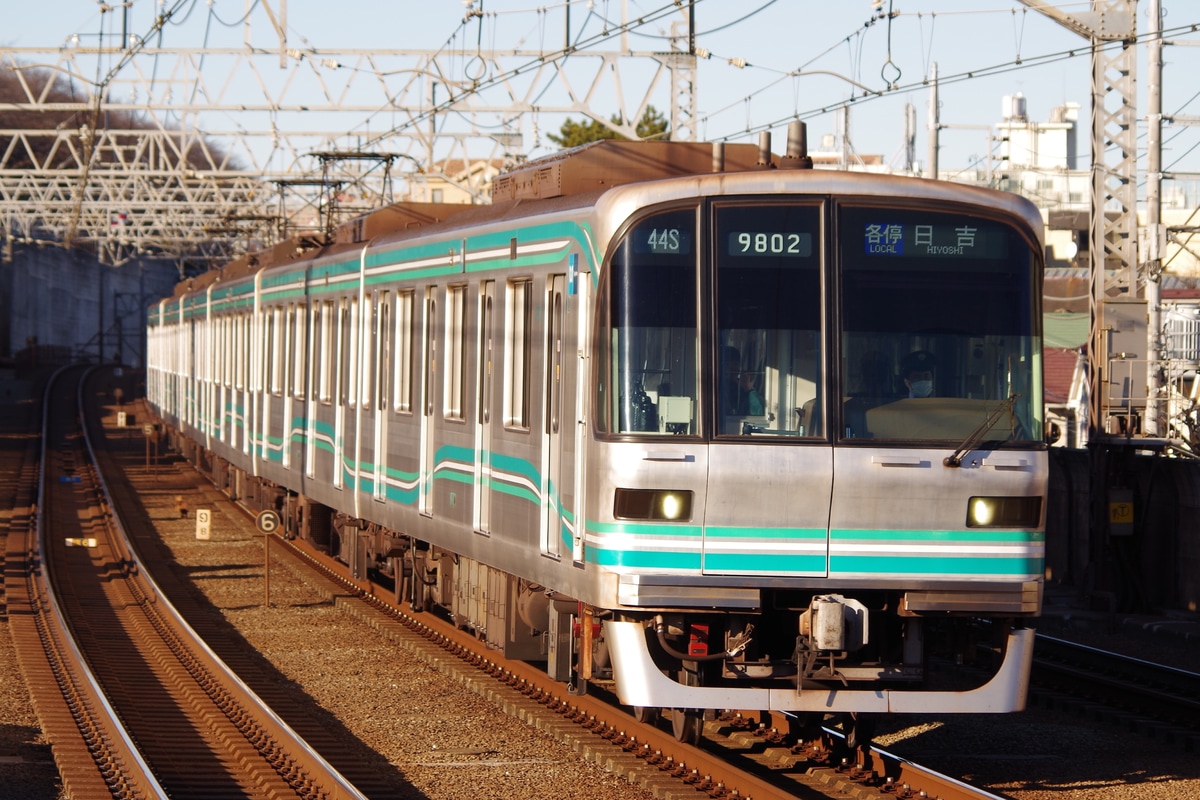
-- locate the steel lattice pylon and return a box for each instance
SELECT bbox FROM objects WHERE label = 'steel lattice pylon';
[1,3,696,272]
[1017,0,1139,437]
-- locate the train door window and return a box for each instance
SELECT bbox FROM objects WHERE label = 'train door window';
[836,204,1043,442]
[395,290,415,413]
[309,302,321,401]
[445,284,468,421]
[231,315,239,389]
[504,278,532,430]
[597,206,699,435]
[361,295,374,410]
[424,291,437,417]
[244,313,253,392]
[547,286,563,435]
[262,310,272,393]
[378,292,392,410]
[284,304,295,397]
[319,300,335,404]
[269,307,284,395]
[237,316,245,394]
[714,203,824,437]
[478,283,494,426]
[235,313,246,391]
[344,298,358,406]
[229,315,237,389]
[187,320,197,426]
[292,304,307,399]
[220,316,230,388]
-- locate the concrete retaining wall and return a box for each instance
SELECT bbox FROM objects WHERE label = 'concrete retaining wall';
[1,245,180,366]
[1047,447,1199,615]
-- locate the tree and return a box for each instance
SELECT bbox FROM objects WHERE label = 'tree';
[547,105,669,149]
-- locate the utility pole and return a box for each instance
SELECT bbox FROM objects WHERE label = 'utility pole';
[927,62,940,180]
[1144,0,1165,437]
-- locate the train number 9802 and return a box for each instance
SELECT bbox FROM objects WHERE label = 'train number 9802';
[729,231,812,257]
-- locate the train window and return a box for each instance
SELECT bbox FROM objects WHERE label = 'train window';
[344,299,358,406]
[235,313,246,391]
[445,284,468,420]
[222,316,231,388]
[424,292,438,417]
[263,310,273,393]
[292,304,307,400]
[231,314,240,390]
[837,204,1043,442]
[269,307,284,395]
[319,300,335,404]
[478,284,494,426]
[504,278,532,430]
[361,296,373,410]
[284,304,294,396]
[598,206,699,435]
[547,287,563,435]
[715,203,824,438]
[395,290,414,413]
[245,313,254,392]
[378,292,391,410]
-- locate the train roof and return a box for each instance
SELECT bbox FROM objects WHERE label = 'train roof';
[161,137,1043,307]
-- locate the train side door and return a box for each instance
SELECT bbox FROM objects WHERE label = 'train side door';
[542,275,566,559]
[474,281,495,533]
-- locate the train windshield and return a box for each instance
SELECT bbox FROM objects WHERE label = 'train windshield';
[838,204,1042,443]
[597,198,1042,444]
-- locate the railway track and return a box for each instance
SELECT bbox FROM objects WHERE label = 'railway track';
[20,368,1016,800]
[7,367,365,798]
[1030,633,1200,750]
[223,524,1013,800]
[112,435,1003,800]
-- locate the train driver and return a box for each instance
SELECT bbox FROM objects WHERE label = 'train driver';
[902,350,936,398]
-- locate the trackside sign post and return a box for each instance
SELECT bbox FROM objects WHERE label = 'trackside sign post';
[195,508,211,540]
[257,510,280,607]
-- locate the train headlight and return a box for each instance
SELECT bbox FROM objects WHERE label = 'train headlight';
[614,489,694,521]
[966,496,1042,528]
[659,493,685,520]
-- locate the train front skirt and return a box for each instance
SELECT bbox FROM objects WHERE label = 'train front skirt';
[605,621,1035,714]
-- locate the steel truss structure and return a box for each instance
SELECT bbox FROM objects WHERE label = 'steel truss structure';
[1,7,697,271]
[1018,0,1141,437]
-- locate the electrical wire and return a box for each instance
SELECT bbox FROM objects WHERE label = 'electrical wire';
[210,0,261,28]
[709,20,1200,146]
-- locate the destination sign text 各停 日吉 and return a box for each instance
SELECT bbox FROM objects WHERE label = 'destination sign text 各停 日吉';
[863,221,1008,259]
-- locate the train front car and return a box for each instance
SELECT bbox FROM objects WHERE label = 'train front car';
[590,172,1045,735]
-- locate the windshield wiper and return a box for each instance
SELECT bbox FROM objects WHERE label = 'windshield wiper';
[943,394,1020,468]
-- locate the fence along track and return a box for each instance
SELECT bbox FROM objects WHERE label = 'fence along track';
[20,366,364,799]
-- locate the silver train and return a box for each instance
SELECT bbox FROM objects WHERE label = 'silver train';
[148,133,1047,743]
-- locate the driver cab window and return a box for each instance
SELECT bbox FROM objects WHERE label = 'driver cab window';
[715,203,823,437]
[598,207,698,435]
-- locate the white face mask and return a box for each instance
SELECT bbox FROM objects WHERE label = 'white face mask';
[910,380,933,398]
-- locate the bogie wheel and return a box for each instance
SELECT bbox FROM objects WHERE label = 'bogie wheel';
[671,709,703,745]
[845,712,876,752]
[633,706,660,725]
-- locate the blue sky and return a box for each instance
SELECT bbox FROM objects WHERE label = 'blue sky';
[6,1,1200,178]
